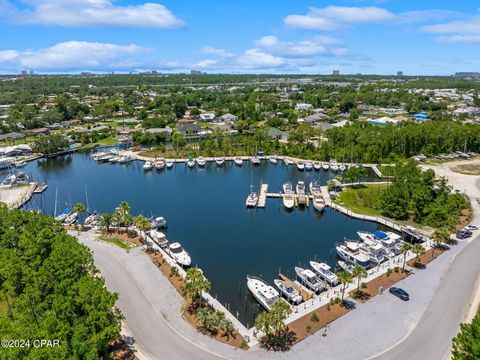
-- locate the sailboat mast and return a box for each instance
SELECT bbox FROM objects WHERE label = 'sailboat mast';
[54,187,58,218]
[84,184,90,212]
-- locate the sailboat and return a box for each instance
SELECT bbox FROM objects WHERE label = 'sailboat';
[143,161,154,170]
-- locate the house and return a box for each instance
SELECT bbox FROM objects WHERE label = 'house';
[178,123,200,135]
[219,113,238,122]
[24,128,50,136]
[367,116,399,126]
[305,113,327,123]
[145,127,173,135]
[199,112,216,122]
[413,112,429,122]
[295,103,313,111]
[46,123,64,130]
[0,144,32,156]
[0,132,24,142]
[453,107,480,117]
[267,127,289,142]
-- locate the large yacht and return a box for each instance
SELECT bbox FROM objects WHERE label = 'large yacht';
[274,279,303,304]
[167,242,191,267]
[295,266,326,294]
[357,230,402,257]
[310,261,338,286]
[149,230,168,247]
[336,241,371,268]
[247,276,280,311]
[361,239,386,264]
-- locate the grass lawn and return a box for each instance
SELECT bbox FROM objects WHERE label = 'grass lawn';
[335,185,387,217]
[451,163,480,175]
[98,235,132,250]
[80,136,119,149]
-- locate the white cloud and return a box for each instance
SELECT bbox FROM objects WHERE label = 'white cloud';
[200,46,233,58]
[421,12,480,44]
[0,41,150,70]
[2,0,184,28]
[284,6,394,30]
[437,35,480,44]
[237,49,285,69]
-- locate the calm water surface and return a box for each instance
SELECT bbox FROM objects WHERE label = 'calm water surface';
[5,152,383,326]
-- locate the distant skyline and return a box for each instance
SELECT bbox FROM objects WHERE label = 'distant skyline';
[0,1,479,75]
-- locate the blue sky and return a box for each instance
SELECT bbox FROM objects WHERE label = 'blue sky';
[0,0,479,74]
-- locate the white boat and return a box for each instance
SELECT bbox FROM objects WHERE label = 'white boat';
[117,155,133,163]
[313,162,321,170]
[14,161,27,168]
[55,209,70,222]
[357,231,402,258]
[274,279,302,304]
[155,158,165,170]
[296,181,306,195]
[283,182,294,194]
[305,162,313,171]
[269,156,278,164]
[337,260,354,273]
[309,180,321,195]
[322,163,329,170]
[250,156,261,165]
[247,275,280,311]
[143,161,154,170]
[149,229,168,247]
[98,153,115,162]
[282,193,295,209]
[295,267,326,294]
[150,216,167,229]
[296,161,305,171]
[285,158,294,165]
[166,160,174,169]
[64,212,78,225]
[246,192,258,208]
[108,156,120,163]
[313,194,325,212]
[339,164,347,172]
[330,161,339,172]
[196,157,206,167]
[168,242,191,267]
[91,152,105,161]
[361,239,386,264]
[84,212,99,226]
[310,261,338,286]
[186,158,195,168]
[215,157,225,166]
[234,157,243,166]
[336,241,371,268]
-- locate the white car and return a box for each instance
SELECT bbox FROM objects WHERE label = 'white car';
[464,225,478,231]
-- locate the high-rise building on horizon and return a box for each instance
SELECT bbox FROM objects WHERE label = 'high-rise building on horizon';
[397,71,404,76]
[332,70,340,76]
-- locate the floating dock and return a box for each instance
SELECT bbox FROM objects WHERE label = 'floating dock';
[257,183,268,208]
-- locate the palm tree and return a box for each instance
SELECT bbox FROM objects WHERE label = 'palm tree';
[72,202,86,233]
[116,201,131,233]
[400,243,412,271]
[412,243,426,266]
[195,307,217,333]
[98,213,113,234]
[216,312,234,339]
[432,227,450,256]
[352,265,368,293]
[134,215,151,243]
[337,270,353,303]
[182,268,212,312]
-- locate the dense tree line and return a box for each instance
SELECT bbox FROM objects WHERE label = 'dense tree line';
[0,205,122,359]
[380,161,468,228]
[32,134,70,156]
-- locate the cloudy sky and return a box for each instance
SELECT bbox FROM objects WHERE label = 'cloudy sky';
[0,0,478,74]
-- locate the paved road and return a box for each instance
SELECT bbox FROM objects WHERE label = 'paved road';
[371,232,480,360]
[80,236,227,360]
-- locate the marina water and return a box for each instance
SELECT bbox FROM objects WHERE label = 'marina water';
[6,152,383,326]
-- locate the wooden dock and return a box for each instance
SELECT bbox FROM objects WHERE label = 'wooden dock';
[257,183,268,208]
[279,274,313,301]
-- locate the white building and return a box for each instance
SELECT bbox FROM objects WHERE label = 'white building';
[295,103,313,111]
[199,112,216,122]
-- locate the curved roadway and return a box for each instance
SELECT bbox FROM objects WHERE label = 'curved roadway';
[79,173,480,360]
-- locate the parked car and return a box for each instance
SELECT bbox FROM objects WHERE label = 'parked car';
[456,230,472,239]
[389,287,409,301]
[464,224,478,231]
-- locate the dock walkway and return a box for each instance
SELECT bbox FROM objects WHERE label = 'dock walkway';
[257,184,268,208]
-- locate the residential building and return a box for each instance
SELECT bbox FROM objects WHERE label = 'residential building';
[178,123,200,135]
[295,103,313,111]
[267,127,289,142]
[219,113,238,122]
[199,112,216,122]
